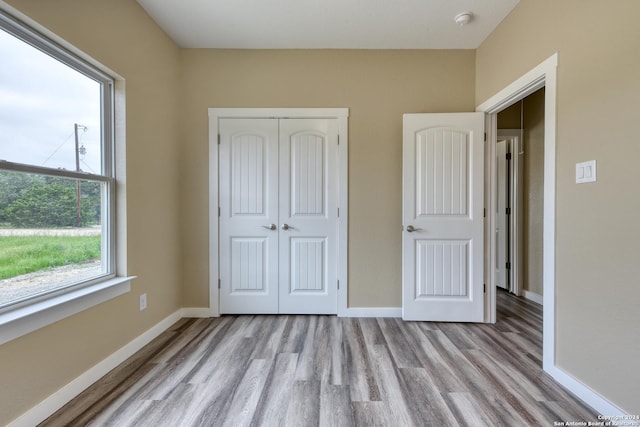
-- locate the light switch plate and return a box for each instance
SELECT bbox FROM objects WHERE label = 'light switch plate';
[576,160,596,184]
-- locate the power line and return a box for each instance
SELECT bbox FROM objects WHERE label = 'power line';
[42,130,74,166]
[80,158,96,174]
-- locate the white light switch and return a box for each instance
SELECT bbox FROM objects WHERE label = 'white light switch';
[576,160,596,183]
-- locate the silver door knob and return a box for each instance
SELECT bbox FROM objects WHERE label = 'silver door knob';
[281,224,290,231]
[262,224,277,230]
[406,225,419,232]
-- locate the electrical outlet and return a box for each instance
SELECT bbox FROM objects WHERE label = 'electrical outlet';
[139,293,147,311]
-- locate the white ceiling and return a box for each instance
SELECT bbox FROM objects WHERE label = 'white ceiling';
[136,0,520,49]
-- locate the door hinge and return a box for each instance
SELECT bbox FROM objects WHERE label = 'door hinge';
[218,134,221,145]
[484,132,487,142]
[337,135,340,145]
[337,280,340,290]
[506,262,511,270]
[218,207,221,217]
[218,279,221,289]
[483,208,486,218]
[337,207,340,217]
[506,152,512,160]
[484,283,486,293]
[506,207,511,215]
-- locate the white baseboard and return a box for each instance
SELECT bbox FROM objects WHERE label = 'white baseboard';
[8,310,183,427]
[343,307,402,318]
[546,364,626,417]
[184,305,404,319]
[181,307,213,318]
[524,290,543,305]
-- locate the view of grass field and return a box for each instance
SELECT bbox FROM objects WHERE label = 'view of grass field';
[0,235,101,280]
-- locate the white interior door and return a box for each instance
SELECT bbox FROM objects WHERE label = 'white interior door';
[219,117,338,314]
[497,129,524,297]
[402,113,484,322]
[495,139,509,290]
[219,119,279,313]
[278,119,338,314]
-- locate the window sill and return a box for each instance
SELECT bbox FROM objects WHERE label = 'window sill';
[0,276,134,345]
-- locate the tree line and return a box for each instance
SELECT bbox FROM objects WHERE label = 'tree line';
[0,171,101,228]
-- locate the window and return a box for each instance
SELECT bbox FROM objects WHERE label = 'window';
[0,11,116,313]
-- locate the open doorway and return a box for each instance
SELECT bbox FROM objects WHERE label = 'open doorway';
[479,53,618,418]
[478,53,557,375]
[495,88,545,305]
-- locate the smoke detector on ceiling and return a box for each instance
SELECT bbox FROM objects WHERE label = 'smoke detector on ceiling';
[454,12,474,26]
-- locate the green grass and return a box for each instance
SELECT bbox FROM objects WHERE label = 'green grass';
[0,235,101,280]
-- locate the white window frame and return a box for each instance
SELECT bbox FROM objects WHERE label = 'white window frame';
[0,7,132,344]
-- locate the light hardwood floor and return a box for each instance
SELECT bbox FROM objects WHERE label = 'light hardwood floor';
[41,291,598,426]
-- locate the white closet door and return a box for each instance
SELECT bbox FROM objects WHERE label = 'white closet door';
[278,119,338,314]
[219,117,338,314]
[495,139,508,290]
[402,113,484,322]
[219,119,279,314]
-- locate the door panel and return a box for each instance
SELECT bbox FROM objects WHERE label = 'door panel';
[290,132,326,216]
[219,119,279,314]
[230,238,267,291]
[289,237,326,292]
[279,119,338,314]
[416,240,468,297]
[416,128,468,216]
[403,113,484,322]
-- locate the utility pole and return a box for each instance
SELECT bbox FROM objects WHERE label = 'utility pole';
[74,123,86,228]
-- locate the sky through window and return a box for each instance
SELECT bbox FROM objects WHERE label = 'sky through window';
[0,28,101,173]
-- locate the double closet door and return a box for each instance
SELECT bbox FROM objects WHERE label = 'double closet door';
[219,118,338,314]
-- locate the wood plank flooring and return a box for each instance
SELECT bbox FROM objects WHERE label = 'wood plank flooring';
[41,291,599,426]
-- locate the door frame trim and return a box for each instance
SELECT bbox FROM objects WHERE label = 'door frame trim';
[208,108,349,317]
[476,53,557,372]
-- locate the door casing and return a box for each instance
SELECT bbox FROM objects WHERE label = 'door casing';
[477,53,557,373]
[209,108,349,317]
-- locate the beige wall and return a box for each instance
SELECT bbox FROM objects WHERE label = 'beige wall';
[477,0,640,413]
[179,49,476,308]
[0,1,182,424]
[497,101,521,129]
